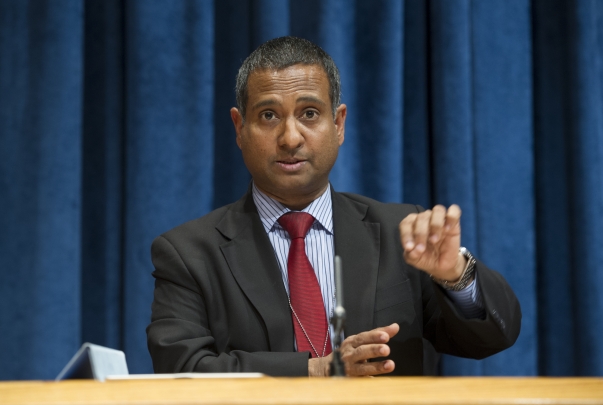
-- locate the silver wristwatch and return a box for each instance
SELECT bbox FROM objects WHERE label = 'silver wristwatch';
[430,247,476,291]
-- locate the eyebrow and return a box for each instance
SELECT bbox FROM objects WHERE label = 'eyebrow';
[296,96,327,107]
[251,99,279,110]
[250,96,328,111]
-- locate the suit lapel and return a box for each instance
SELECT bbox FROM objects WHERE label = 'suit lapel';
[332,192,380,336]
[216,190,381,349]
[217,193,294,352]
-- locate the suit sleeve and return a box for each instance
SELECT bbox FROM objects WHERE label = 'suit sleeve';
[421,260,522,359]
[146,235,309,376]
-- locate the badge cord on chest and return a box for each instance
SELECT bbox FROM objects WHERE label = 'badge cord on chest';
[278,212,332,358]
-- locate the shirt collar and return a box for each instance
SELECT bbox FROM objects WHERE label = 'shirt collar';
[252,182,333,234]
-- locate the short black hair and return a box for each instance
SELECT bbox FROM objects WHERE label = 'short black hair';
[235,36,341,119]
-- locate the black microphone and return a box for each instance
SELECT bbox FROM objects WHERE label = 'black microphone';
[330,255,346,377]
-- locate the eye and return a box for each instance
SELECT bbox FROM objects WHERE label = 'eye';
[303,110,318,119]
[261,111,275,121]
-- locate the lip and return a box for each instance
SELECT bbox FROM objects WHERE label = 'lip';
[275,159,307,172]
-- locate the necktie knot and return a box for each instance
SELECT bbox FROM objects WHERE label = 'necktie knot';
[278,212,315,239]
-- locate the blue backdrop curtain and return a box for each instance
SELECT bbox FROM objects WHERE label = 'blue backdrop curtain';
[1,0,602,379]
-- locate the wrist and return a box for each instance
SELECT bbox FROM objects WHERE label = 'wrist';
[450,252,468,282]
[431,247,476,291]
[308,357,329,377]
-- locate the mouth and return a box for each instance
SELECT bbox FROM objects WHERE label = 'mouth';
[275,158,307,172]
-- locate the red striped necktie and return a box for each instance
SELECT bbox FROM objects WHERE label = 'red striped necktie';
[278,212,332,358]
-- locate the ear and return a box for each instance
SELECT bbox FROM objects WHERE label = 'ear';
[334,104,347,146]
[230,107,244,149]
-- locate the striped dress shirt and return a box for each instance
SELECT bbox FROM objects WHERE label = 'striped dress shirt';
[252,183,485,345]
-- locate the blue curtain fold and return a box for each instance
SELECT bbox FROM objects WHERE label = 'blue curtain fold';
[533,0,603,376]
[123,0,216,373]
[81,0,124,355]
[0,0,84,379]
[1,0,602,379]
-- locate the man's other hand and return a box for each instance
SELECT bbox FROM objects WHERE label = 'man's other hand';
[308,323,399,377]
[399,204,467,282]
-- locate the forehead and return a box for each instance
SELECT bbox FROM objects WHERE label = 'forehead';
[246,64,330,101]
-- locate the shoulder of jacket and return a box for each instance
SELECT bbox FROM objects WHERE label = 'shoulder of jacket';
[336,191,420,215]
[159,201,237,241]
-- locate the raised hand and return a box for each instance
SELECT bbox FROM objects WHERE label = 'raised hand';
[399,204,466,282]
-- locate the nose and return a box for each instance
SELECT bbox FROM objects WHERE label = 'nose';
[278,117,304,151]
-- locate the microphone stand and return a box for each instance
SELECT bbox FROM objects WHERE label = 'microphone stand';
[330,255,346,377]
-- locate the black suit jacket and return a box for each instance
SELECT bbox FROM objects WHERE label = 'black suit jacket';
[147,190,521,376]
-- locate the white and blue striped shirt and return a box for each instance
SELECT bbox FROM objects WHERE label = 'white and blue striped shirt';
[252,183,485,343]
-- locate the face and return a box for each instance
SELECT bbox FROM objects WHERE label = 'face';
[231,64,346,210]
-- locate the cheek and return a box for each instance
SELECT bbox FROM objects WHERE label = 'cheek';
[248,143,269,158]
[320,129,342,154]
[241,138,271,167]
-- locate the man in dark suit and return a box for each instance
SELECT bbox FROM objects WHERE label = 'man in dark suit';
[147,36,521,377]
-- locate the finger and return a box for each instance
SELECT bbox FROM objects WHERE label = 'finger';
[343,329,389,350]
[345,323,400,349]
[399,214,418,251]
[380,323,400,338]
[347,360,395,377]
[428,205,447,244]
[368,323,400,339]
[342,343,390,364]
[340,324,399,374]
[444,204,462,234]
[409,210,431,258]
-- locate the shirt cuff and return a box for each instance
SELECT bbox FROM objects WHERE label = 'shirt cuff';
[444,272,486,319]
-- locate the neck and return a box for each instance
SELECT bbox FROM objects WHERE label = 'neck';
[254,183,329,211]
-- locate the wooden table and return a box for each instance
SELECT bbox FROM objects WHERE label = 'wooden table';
[1,377,602,405]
